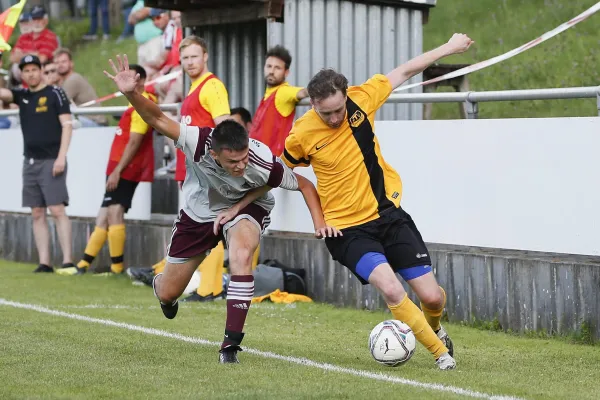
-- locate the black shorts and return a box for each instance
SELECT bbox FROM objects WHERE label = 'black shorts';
[325,207,432,285]
[101,178,139,212]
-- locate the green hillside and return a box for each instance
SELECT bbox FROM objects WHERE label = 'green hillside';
[423,0,600,119]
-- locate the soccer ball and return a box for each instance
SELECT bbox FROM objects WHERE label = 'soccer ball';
[369,320,416,366]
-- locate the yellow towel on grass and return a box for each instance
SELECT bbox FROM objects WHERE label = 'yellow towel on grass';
[252,289,312,304]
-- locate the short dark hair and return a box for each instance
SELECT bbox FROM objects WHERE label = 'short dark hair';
[230,107,252,125]
[266,45,292,70]
[307,68,349,102]
[129,64,147,80]
[211,120,249,153]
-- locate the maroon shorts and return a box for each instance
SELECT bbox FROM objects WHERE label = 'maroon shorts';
[166,203,271,263]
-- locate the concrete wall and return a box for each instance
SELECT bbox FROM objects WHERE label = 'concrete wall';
[2,212,599,339]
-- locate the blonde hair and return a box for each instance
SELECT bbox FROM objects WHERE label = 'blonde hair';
[179,35,208,54]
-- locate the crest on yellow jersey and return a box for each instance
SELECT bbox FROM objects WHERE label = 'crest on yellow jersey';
[349,110,365,127]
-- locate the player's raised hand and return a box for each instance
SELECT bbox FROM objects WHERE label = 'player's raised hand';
[103,54,140,95]
[315,225,343,239]
[446,33,474,54]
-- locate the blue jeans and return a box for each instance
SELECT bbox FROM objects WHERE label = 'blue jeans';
[120,7,134,38]
[88,0,109,35]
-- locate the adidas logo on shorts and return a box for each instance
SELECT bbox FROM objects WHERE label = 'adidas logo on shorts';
[233,303,248,310]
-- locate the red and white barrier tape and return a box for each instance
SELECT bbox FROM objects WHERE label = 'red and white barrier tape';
[395,1,600,92]
[79,69,183,107]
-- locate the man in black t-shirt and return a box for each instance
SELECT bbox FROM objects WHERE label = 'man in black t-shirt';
[0,55,74,273]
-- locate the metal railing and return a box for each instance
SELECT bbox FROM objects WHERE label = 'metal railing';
[298,85,600,119]
[0,103,181,117]
[0,86,598,119]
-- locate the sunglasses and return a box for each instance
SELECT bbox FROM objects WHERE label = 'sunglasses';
[44,69,57,75]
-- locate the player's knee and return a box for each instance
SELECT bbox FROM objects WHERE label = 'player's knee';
[420,287,444,309]
[107,205,124,226]
[229,246,254,269]
[157,284,179,304]
[377,279,406,305]
[96,220,109,230]
[48,205,66,218]
[31,207,46,221]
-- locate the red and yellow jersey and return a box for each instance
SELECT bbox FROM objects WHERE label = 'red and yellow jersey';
[107,92,158,182]
[175,72,230,181]
[282,74,401,230]
[249,82,303,157]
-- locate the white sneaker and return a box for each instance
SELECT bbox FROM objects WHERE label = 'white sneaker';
[436,353,456,370]
[436,325,454,357]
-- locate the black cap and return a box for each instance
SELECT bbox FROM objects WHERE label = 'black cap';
[19,54,42,70]
[30,5,47,20]
[19,12,31,23]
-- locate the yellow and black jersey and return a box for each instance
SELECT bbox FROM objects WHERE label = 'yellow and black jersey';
[282,74,402,230]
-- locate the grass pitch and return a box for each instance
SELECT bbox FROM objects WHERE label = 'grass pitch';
[1,261,599,400]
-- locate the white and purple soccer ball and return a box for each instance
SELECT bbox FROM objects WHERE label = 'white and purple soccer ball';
[369,320,416,366]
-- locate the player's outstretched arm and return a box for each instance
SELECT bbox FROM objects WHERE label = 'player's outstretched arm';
[386,33,474,90]
[103,54,180,141]
[296,174,342,239]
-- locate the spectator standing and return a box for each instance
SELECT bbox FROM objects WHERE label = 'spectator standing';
[117,0,137,43]
[0,55,74,273]
[83,0,110,40]
[174,36,231,183]
[54,48,108,127]
[249,46,308,156]
[9,6,59,85]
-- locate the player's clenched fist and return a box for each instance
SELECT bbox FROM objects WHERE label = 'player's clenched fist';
[445,33,474,54]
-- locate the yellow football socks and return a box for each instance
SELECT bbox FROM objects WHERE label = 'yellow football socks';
[77,226,108,269]
[421,286,446,332]
[108,224,126,274]
[388,293,448,359]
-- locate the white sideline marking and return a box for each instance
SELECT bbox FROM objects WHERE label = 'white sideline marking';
[0,298,523,400]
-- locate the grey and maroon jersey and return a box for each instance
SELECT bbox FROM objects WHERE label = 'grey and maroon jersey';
[176,123,298,223]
